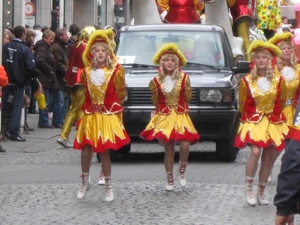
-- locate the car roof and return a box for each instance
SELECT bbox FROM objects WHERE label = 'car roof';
[119,24,225,33]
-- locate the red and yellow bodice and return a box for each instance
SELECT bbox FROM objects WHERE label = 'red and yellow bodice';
[81,63,126,114]
[238,73,286,123]
[150,72,192,115]
[157,0,204,23]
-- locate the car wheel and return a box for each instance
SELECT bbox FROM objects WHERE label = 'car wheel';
[215,117,239,162]
[110,150,119,162]
[215,139,238,162]
[118,142,131,154]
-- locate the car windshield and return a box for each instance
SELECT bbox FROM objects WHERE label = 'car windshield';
[116,31,226,68]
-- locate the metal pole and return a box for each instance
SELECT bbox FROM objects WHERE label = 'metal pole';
[51,0,58,31]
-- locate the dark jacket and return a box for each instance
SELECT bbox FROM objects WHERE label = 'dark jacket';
[2,38,35,87]
[33,40,59,89]
[50,38,68,91]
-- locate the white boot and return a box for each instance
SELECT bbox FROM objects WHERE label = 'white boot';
[105,176,114,202]
[165,172,174,191]
[246,176,257,206]
[257,182,269,205]
[98,171,105,185]
[98,165,105,185]
[178,162,187,187]
[77,173,90,200]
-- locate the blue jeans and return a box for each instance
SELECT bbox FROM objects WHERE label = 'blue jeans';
[38,89,64,126]
[2,84,24,136]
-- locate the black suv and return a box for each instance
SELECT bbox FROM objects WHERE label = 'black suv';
[115,24,249,162]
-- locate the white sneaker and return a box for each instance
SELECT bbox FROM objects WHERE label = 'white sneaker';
[178,176,187,187]
[105,188,114,202]
[98,172,105,185]
[178,163,187,187]
[77,175,90,200]
[165,172,174,191]
[57,136,73,148]
[165,184,174,191]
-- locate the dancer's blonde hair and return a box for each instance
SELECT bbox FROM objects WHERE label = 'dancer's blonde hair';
[90,42,113,70]
[158,54,181,79]
[249,49,274,80]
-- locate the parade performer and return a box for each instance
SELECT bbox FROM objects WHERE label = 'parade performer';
[156,0,204,23]
[140,43,200,191]
[57,26,96,148]
[74,30,130,202]
[256,0,282,40]
[234,40,289,206]
[229,0,255,59]
[267,32,300,182]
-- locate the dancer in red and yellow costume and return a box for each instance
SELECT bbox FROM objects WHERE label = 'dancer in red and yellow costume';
[234,40,289,206]
[57,26,96,148]
[268,32,300,182]
[140,43,200,191]
[229,0,255,59]
[156,0,204,23]
[74,30,130,202]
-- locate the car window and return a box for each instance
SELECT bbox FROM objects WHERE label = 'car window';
[116,31,225,67]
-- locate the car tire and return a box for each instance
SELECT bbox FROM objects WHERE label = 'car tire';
[118,142,131,154]
[109,150,119,162]
[215,117,239,162]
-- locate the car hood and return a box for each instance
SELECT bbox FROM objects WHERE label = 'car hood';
[125,68,234,88]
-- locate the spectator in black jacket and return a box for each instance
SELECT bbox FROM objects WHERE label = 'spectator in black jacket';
[51,28,69,125]
[34,29,61,129]
[274,100,300,225]
[2,25,35,141]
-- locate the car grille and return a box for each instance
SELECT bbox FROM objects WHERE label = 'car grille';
[124,88,235,106]
[125,88,198,105]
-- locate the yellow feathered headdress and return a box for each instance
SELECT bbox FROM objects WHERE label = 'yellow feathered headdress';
[79,26,96,42]
[103,28,116,50]
[153,43,187,66]
[268,32,294,46]
[82,30,115,67]
[247,40,282,58]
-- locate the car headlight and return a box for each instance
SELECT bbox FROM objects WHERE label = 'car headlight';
[208,90,222,102]
[200,89,223,102]
[200,90,209,101]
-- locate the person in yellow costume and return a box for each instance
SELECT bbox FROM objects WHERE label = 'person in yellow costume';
[156,0,204,23]
[57,26,96,148]
[229,0,255,59]
[74,30,130,202]
[140,43,200,191]
[256,0,282,40]
[234,40,288,206]
[268,32,300,182]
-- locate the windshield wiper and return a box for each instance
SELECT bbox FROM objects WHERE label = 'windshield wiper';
[123,63,157,68]
[185,62,221,70]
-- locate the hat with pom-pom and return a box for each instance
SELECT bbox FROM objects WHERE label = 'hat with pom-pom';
[82,30,115,66]
[153,43,186,66]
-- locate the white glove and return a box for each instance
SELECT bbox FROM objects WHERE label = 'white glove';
[160,10,168,21]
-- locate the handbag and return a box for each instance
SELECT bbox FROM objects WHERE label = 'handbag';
[34,81,46,110]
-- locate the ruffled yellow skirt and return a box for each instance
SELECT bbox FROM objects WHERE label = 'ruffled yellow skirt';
[140,108,200,144]
[234,115,288,151]
[74,112,130,153]
[282,105,296,127]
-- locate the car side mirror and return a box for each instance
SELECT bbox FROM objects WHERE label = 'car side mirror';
[233,60,250,74]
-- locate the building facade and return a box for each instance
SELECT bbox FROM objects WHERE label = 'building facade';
[1,0,130,31]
